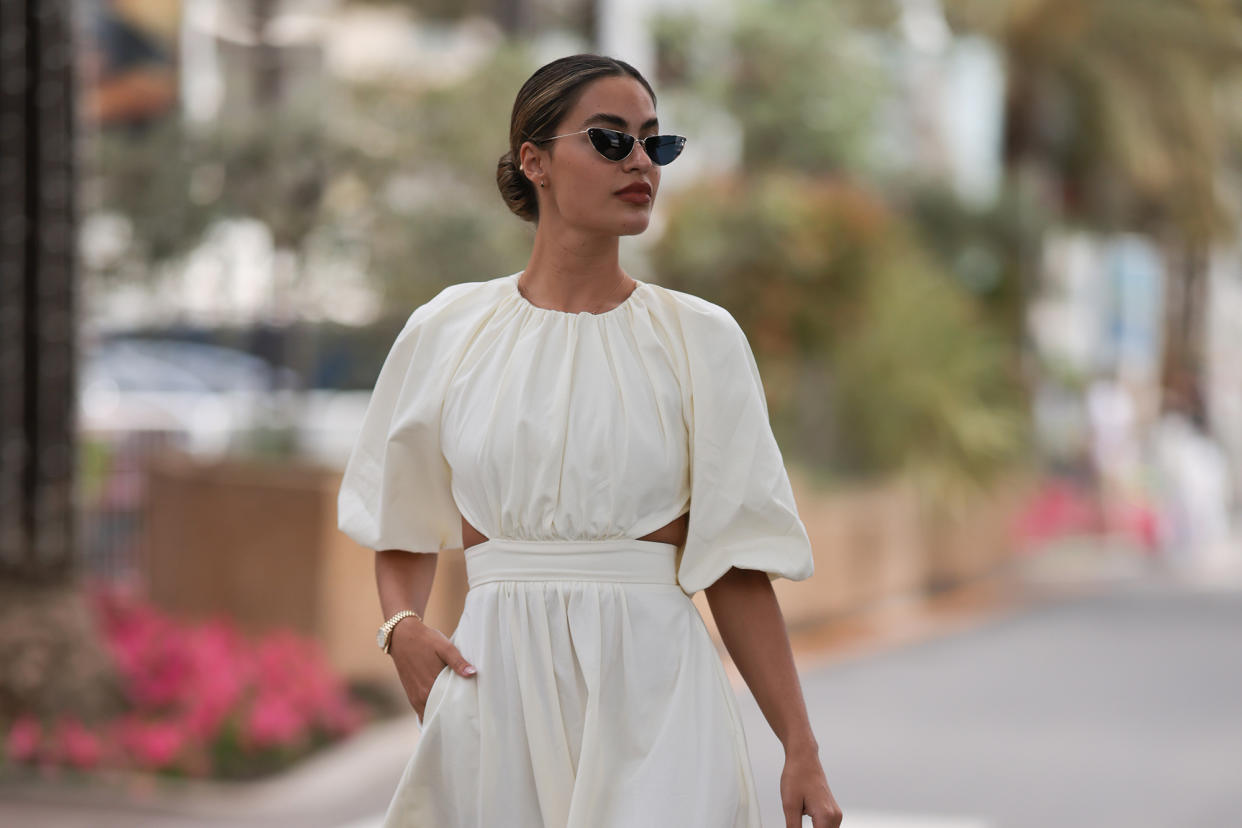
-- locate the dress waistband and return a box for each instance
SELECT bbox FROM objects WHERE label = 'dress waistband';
[464,537,680,589]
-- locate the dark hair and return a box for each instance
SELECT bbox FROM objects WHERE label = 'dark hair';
[497,53,657,224]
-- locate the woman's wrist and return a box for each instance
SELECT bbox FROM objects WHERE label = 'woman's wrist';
[388,614,427,654]
[782,733,821,760]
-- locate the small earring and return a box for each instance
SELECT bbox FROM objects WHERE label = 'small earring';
[540,180,546,188]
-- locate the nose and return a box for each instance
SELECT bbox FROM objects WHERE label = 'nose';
[624,137,654,170]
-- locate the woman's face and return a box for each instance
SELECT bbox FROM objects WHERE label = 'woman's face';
[522,75,660,236]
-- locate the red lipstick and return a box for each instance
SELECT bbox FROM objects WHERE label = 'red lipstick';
[615,181,652,203]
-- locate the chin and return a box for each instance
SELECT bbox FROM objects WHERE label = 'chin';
[617,218,651,236]
[575,211,650,236]
[616,208,653,234]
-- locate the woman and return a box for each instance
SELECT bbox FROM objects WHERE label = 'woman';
[338,53,843,828]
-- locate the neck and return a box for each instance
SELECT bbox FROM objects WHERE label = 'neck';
[521,224,630,312]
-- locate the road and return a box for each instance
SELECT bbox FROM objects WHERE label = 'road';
[741,576,1242,828]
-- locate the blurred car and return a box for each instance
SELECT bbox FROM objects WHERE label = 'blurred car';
[78,337,299,456]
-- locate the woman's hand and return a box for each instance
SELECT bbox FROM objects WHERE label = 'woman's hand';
[388,619,477,720]
[780,743,843,828]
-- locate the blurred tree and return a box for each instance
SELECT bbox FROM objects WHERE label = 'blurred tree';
[903,181,1041,353]
[318,41,540,312]
[680,0,888,175]
[378,0,595,40]
[945,0,1242,418]
[85,37,543,393]
[654,173,1029,494]
[647,0,1029,492]
[382,0,497,19]
[0,0,126,725]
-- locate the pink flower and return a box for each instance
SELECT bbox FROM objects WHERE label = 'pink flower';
[76,580,370,774]
[178,622,250,740]
[318,696,367,736]
[251,630,353,729]
[244,690,307,749]
[5,716,42,763]
[52,718,103,769]
[118,717,187,770]
[131,624,198,708]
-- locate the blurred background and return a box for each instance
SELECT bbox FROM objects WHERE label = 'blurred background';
[2,1,1240,826]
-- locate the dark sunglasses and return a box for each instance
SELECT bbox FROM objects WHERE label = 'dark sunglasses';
[539,127,687,166]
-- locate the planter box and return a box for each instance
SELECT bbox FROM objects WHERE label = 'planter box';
[920,476,1036,591]
[139,450,469,686]
[693,472,928,641]
[140,451,1026,685]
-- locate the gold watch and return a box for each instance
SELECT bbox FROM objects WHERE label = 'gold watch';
[377,609,422,654]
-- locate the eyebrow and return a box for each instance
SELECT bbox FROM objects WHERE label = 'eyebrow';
[580,113,660,132]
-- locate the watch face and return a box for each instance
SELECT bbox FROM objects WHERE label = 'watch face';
[377,628,387,649]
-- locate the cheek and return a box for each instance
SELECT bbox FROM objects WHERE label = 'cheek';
[568,166,611,200]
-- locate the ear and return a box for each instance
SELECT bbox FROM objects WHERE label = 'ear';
[519,140,545,187]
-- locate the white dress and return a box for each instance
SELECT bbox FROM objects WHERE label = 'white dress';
[337,270,815,828]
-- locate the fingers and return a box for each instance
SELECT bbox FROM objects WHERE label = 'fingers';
[807,806,844,827]
[440,643,478,677]
[784,802,844,828]
[393,623,477,678]
[818,806,844,827]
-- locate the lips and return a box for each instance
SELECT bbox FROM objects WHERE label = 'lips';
[615,182,652,196]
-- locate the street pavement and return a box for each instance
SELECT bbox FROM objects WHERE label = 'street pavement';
[2,548,1239,828]
[741,562,1242,828]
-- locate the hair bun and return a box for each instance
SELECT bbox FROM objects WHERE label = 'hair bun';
[497,150,537,222]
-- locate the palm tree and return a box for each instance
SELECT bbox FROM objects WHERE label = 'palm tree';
[946,0,1242,420]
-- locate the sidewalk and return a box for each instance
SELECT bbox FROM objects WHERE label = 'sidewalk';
[0,715,423,828]
[760,540,1143,686]
[0,542,1196,828]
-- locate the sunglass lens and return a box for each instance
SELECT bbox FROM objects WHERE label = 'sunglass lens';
[644,135,686,166]
[587,128,633,161]
[586,128,686,165]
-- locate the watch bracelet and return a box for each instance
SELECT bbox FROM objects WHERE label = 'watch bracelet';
[384,609,422,632]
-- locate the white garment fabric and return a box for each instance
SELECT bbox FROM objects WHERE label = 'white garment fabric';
[337,270,815,827]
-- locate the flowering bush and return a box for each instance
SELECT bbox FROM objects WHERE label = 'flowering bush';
[1011,477,1159,553]
[0,578,371,781]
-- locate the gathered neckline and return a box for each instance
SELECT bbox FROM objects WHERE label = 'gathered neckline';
[509,271,645,318]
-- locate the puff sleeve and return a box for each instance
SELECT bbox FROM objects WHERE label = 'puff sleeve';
[675,302,815,596]
[336,298,463,554]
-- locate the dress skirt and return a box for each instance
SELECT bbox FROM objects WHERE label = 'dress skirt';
[380,537,764,828]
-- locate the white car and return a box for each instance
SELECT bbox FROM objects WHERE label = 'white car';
[78,337,298,456]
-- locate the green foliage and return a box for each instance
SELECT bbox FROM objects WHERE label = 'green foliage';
[203,111,330,249]
[326,43,541,308]
[945,0,1242,242]
[652,171,1030,492]
[86,104,333,273]
[373,0,496,22]
[652,173,888,352]
[830,239,1030,494]
[85,42,543,312]
[85,6,1037,490]
[87,119,219,267]
[652,0,888,175]
[902,181,1047,347]
[646,0,1029,493]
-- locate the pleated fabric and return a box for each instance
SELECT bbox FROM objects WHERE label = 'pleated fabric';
[382,538,760,828]
[336,270,816,827]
